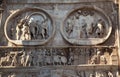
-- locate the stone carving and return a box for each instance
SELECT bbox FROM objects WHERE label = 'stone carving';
[61,6,112,45]
[2,70,117,77]
[0,48,113,66]
[20,51,26,66]
[20,19,31,40]
[4,8,55,45]
[65,9,106,39]
[89,49,107,64]
[1,1,119,77]
[108,71,114,77]
[0,53,12,66]
[88,71,115,77]
[41,18,49,39]
[95,19,105,38]
[16,19,23,40]
[15,12,50,40]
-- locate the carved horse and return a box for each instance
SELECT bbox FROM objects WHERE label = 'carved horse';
[0,55,12,66]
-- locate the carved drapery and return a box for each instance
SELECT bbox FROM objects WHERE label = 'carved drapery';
[4,8,55,45]
[1,1,119,77]
[61,6,112,45]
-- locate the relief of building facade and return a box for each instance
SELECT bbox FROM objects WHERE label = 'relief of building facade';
[0,0,119,77]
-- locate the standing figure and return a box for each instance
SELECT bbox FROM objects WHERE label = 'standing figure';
[21,19,31,40]
[100,55,107,64]
[32,51,38,66]
[90,50,101,64]
[80,19,88,38]
[73,14,81,39]
[16,19,25,40]
[68,51,74,65]
[108,71,113,77]
[41,19,48,39]
[37,50,43,66]
[25,51,33,66]
[95,19,105,38]
[11,52,18,66]
[89,74,95,77]
[28,18,39,39]
[86,23,94,38]
[66,16,74,37]
[42,49,47,65]
[21,51,26,66]
[60,52,67,65]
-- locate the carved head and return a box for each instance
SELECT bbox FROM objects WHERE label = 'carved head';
[28,18,35,25]
[97,50,101,55]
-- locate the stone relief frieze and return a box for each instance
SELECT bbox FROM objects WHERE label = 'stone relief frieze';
[61,6,112,45]
[0,69,118,77]
[4,8,55,45]
[0,48,117,67]
[1,2,119,77]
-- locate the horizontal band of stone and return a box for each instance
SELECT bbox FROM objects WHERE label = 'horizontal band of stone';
[6,0,114,4]
[0,46,116,50]
[0,65,118,72]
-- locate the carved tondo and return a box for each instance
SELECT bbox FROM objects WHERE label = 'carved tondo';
[4,8,55,45]
[61,6,112,45]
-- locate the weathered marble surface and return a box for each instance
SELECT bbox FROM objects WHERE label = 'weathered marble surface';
[0,0,119,77]
[6,0,116,3]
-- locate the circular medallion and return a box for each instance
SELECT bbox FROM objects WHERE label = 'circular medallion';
[4,7,55,45]
[61,6,112,45]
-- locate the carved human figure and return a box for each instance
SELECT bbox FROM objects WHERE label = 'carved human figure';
[25,51,32,66]
[89,74,95,77]
[86,23,94,38]
[11,52,19,66]
[95,19,105,38]
[16,19,25,40]
[76,71,82,77]
[68,51,74,65]
[28,18,39,39]
[21,19,31,40]
[46,55,51,65]
[37,50,43,66]
[80,19,88,38]
[90,50,101,64]
[20,51,26,66]
[95,72,104,77]
[9,73,16,77]
[108,71,113,77]
[32,51,38,66]
[53,51,61,65]
[66,16,74,37]
[60,52,67,65]
[100,55,107,64]
[42,49,47,65]
[41,19,48,39]
[72,14,81,39]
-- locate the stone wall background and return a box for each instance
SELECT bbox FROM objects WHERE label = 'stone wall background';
[0,0,119,77]
[0,0,118,46]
